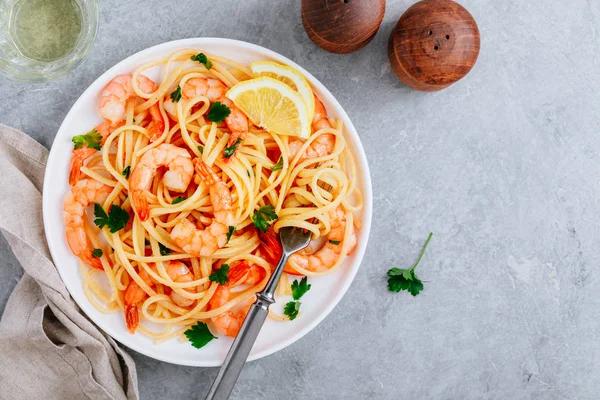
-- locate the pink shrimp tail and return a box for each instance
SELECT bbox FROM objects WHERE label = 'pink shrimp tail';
[81,249,103,270]
[258,228,301,275]
[193,159,216,184]
[68,149,93,186]
[147,103,165,142]
[125,304,139,334]
[228,262,252,286]
[227,127,247,147]
[220,98,248,158]
[132,190,149,221]
[221,318,243,337]
[312,94,331,131]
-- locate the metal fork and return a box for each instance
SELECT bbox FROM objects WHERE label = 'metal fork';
[205,226,312,400]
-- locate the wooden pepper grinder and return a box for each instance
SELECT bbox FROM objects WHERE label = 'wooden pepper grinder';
[388,0,480,91]
[302,0,386,54]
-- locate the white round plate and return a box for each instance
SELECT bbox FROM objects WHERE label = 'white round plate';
[43,38,372,366]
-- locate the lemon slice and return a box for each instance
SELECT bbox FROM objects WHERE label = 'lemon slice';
[250,61,315,122]
[226,77,311,139]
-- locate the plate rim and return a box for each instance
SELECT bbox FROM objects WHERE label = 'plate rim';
[42,37,373,367]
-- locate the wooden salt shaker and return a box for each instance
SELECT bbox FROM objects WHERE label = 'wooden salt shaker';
[302,0,386,54]
[388,0,480,91]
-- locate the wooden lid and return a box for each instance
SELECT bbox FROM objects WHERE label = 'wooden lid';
[302,0,386,54]
[388,0,480,91]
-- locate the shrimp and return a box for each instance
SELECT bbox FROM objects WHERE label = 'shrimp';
[98,74,134,124]
[63,179,113,269]
[165,261,196,307]
[291,207,356,273]
[228,261,265,286]
[208,261,265,337]
[129,144,194,221]
[165,78,248,156]
[124,261,196,333]
[123,267,154,333]
[220,97,249,150]
[258,227,300,275]
[194,159,235,226]
[289,94,335,162]
[311,93,332,132]
[98,74,164,141]
[182,78,227,100]
[260,207,356,274]
[146,102,166,142]
[69,121,116,186]
[170,160,234,256]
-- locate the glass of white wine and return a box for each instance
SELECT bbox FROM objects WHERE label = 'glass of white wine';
[0,0,98,82]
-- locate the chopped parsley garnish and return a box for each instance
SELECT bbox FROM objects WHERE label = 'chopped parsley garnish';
[91,248,103,258]
[226,226,235,243]
[247,170,251,177]
[329,240,341,245]
[209,264,230,285]
[170,86,182,103]
[387,232,433,296]
[184,322,217,349]
[284,277,311,320]
[270,156,284,171]
[93,204,129,233]
[251,205,278,233]
[122,166,131,179]
[291,276,311,300]
[284,301,301,321]
[223,138,242,158]
[172,196,187,205]
[207,101,231,123]
[144,239,150,246]
[159,243,172,256]
[190,53,213,70]
[197,145,204,154]
[72,129,102,151]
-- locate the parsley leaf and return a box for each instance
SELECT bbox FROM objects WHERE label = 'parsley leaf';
[284,277,310,320]
[270,156,284,171]
[159,243,172,256]
[170,86,182,103]
[209,264,230,285]
[184,322,217,349]
[190,53,213,70]
[72,129,102,151]
[251,205,278,233]
[387,232,432,296]
[223,138,242,158]
[91,248,103,258]
[122,166,131,179]
[329,240,341,245]
[207,101,231,123]
[226,226,235,243]
[291,276,311,300]
[387,268,423,296]
[172,196,187,205]
[284,301,301,320]
[93,204,129,233]
[197,145,204,154]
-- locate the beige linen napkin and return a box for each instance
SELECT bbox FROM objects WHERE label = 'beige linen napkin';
[0,125,139,400]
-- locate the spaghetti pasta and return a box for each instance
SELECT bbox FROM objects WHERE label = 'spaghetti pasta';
[62,50,363,343]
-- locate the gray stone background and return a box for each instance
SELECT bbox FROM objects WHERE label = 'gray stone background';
[1,0,598,399]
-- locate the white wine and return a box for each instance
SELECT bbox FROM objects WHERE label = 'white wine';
[9,0,82,62]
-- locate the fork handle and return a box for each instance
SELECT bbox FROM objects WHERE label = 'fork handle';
[205,253,290,400]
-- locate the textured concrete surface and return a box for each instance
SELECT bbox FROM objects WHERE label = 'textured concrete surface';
[1,0,599,399]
